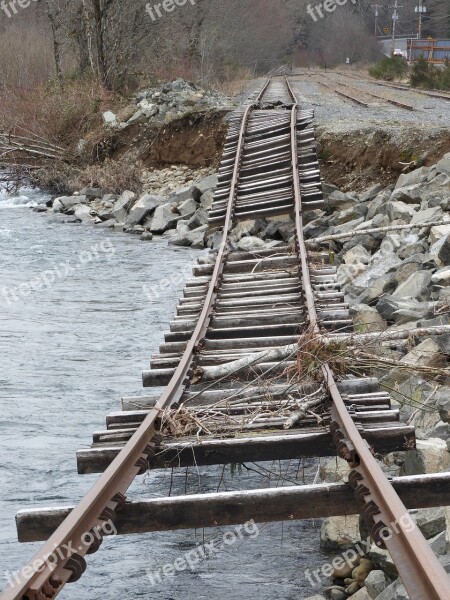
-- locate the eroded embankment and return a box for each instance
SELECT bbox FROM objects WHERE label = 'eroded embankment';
[317,126,450,193]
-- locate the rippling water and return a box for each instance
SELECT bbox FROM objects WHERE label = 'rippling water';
[0,183,330,599]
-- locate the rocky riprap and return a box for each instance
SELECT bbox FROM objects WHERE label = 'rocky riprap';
[102,78,235,130]
[301,157,450,599]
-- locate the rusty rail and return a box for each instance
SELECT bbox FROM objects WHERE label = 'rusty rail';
[289,83,448,599]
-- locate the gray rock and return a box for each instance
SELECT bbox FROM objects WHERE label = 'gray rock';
[390,183,424,204]
[347,589,370,600]
[428,531,447,555]
[194,174,218,194]
[170,185,201,204]
[437,233,450,265]
[404,438,450,475]
[393,260,422,285]
[111,191,136,222]
[342,244,371,265]
[376,296,434,323]
[187,208,208,229]
[200,189,215,210]
[337,263,367,288]
[351,304,388,333]
[411,205,444,224]
[320,456,351,483]
[320,515,360,551]
[177,197,198,218]
[360,183,384,202]
[325,190,358,211]
[386,200,418,222]
[397,240,429,259]
[95,218,116,228]
[395,166,430,189]
[431,266,450,285]
[169,224,207,248]
[430,224,450,244]
[140,232,153,241]
[356,274,396,304]
[392,270,432,301]
[436,157,450,176]
[58,195,87,210]
[73,204,92,219]
[376,580,409,600]
[125,194,163,227]
[150,203,183,233]
[103,110,117,125]
[304,596,327,600]
[402,338,446,368]
[236,236,268,251]
[346,253,401,298]
[366,188,393,220]
[423,412,450,439]
[415,508,446,539]
[365,570,390,598]
[79,187,102,199]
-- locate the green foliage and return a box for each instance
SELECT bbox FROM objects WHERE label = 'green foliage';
[410,58,450,91]
[369,56,409,81]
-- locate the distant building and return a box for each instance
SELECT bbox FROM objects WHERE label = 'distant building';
[408,38,450,64]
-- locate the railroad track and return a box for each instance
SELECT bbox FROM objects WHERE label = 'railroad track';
[2,78,449,600]
[335,70,450,102]
[309,71,415,111]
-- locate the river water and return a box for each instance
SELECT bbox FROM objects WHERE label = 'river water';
[0,184,331,599]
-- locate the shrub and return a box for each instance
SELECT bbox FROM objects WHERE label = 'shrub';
[410,58,450,91]
[369,56,409,81]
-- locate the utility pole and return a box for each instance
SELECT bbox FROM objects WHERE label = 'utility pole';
[371,4,383,37]
[391,0,402,55]
[416,1,426,39]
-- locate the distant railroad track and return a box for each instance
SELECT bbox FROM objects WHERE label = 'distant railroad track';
[2,76,449,600]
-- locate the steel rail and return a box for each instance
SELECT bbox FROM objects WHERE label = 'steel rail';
[0,82,271,600]
[289,90,449,599]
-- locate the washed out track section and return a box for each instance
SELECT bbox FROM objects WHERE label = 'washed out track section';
[4,78,449,600]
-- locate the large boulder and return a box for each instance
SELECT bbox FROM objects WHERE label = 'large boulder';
[365,570,391,599]
[325,190,359,211]
[342,244,371,266]
[392,270,432,301]
[402,338,446,368]
[437,233,450,265]
[360,183,384,202]
[376,580,409,600]
[320,515,360,551]
[432,266,450,286]
[385,200,417,222]
[169,185,201,204]
[124,194,163,227]
[376,296,434,323]
[59,195,88,210]
[414,507,446,539]
[436,157,450,176]
[404,438,450,475]
[366,187,393,220]
[430,224,450,245]
[168,224,207,248]
[177,197,198,218]
[346,253,401,298]
[395,166,430,190]
[351,304,388,333]
[111,191,136,222]
[411,206,445,224]
[194,174,218,194]
[150,203,183,233]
